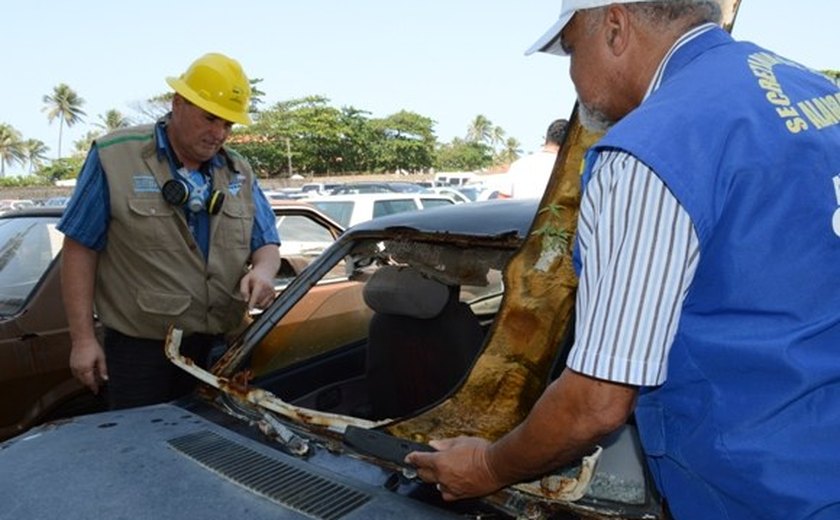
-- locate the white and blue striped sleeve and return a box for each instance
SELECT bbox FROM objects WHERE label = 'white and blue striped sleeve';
[566,150,700,387]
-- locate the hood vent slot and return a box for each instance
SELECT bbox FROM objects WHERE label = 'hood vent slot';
[168,430,370,520]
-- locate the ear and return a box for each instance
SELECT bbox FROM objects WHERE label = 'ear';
[603,4,632,56]
[171,93,185,112]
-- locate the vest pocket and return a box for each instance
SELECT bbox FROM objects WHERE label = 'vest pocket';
[218,200,250,251]
[127,198,181,250]
[137,289,191,316]
[634,400,667,457]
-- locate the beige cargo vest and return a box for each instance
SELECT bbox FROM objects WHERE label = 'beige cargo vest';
[95,123,256,339]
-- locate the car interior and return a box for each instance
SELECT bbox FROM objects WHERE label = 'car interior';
[249,236,508,420]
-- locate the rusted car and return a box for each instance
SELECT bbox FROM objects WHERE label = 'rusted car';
[0,201,343,442]
[0,199,662,519]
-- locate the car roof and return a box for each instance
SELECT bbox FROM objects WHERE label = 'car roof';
[0,206,64,218]
[307,193,451,202]
[347,198,538,239]
[269,199,345,231]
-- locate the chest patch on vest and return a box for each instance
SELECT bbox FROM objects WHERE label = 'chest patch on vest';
[133,175,160,193]
[227,173,246,196]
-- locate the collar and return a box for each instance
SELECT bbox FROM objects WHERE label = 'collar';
[643,23,730,100]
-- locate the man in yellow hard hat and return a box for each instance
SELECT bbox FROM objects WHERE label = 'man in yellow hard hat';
[58,53,281,410]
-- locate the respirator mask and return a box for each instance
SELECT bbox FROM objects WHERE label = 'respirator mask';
[161,170,225,215]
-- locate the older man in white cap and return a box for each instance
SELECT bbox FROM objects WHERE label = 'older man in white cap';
[408,2,840,519]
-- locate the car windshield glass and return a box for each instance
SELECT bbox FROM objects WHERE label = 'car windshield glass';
[421,198,455,209]
[311,201,353,227]
[371,199,417,219]
[276,214,334,248]
[273,213,340,286]
[0,216,62,315]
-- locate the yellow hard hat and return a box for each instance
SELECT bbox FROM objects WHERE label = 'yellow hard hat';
[166,53,252,125]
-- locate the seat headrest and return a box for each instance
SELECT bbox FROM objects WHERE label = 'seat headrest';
[363,266,450,319]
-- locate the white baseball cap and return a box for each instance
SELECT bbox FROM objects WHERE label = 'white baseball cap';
[525,0,645,56]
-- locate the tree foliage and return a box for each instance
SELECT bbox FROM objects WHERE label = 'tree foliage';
[36,156,85,182]
[434,138,493,171]
[369,110,437,173]
[231,97,438,177]
[11,86,520,183]
[42,83,86,159]
[0,124,26,176]
[23,139,50,173]
[96,109,131,132]
[823,69,840,87]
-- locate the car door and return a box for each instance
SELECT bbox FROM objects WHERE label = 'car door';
[0,214,103,440]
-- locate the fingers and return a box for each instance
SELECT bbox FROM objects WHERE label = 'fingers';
[74,368,101,394]
[405,436,499,501]
[69,340,108,395]
[240,273,275,310]
[429,438,458,450]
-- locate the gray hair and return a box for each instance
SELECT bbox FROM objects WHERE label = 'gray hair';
[585,1,722,33]
[627,1,722,27]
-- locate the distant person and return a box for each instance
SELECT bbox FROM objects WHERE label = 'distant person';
[58,52,281,410]
[506,118,568,199]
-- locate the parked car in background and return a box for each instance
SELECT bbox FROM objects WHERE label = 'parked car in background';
[270,200,343,283]
[0,199,36,214]
[299,182,340,197]
[433,171,476,187]
[0,207,106,441]
[428,186,472,204]
[307,192,457,228]
[329,181,426,195]
[43,196,72,207]
[0,200,662,519]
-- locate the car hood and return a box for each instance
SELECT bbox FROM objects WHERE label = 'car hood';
[0,403,458,519]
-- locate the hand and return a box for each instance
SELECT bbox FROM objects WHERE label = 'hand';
[239,269,275,310]
[405,436,504,501]
[69,338,108,394]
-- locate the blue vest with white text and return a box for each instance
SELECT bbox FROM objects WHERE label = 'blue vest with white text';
[576,27,840,519]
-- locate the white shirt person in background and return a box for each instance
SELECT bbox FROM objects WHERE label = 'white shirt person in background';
[507,119,568,199]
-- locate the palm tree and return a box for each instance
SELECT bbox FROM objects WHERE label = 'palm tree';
[490,125,507,150]
[0,123,25,177]
[497,137,523,165]
[249,77,266,115]
[23,139,50,174]
[466,114,493,144]
[74,130,101,156]
[42,83,86,159]
[95,109,131,132]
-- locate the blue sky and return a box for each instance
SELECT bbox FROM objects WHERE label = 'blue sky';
[2,1,837,171]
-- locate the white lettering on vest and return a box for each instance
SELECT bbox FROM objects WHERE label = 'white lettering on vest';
[748,52,808,134]
[833,175,840,238]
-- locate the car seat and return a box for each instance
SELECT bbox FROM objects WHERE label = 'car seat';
[363,265,485,419]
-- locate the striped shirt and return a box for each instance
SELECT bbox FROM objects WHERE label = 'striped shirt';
[565,24,716,386]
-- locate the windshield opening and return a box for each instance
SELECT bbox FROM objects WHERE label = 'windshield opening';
[246,235,512,422]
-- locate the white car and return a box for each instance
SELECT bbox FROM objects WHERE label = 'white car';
[427,186,472,204]
[307,192,457,228]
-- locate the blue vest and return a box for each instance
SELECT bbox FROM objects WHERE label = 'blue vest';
[577,28,840,519]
